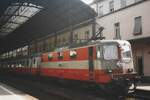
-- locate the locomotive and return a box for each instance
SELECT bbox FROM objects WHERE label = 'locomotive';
[0,39,137,95]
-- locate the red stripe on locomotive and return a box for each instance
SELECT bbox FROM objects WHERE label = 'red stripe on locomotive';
[42,46,97,62]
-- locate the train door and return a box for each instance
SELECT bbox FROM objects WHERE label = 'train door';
[31,56,41,75]
[36,57,41,76]
[28,58,32,74]
[88,47,94,80]
[30,57,36,74]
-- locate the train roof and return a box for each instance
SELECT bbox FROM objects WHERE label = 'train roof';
[54,40,130,52]
[97,40,130,45]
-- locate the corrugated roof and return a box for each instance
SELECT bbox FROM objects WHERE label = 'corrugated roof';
[0,0,96,53]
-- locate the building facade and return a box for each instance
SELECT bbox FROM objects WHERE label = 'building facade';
[91,0,150,76]
[0,19,95,60]
[28,19,94,55]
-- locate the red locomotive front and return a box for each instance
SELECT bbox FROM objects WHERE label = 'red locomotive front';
[40,40,136,94]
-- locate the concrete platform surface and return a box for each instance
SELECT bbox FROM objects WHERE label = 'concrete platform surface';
[136,83,150,91]
[0,82,38,100]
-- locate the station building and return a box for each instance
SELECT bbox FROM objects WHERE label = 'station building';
[91,0,150,76]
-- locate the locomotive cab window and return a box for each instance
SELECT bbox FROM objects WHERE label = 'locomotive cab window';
[103,45,118,60]
[121,43,132,62]
[96,46,102,59]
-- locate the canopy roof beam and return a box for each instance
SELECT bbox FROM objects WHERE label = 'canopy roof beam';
[0,2,43,36]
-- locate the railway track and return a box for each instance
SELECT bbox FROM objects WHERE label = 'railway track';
[1,75,150,100]
[0,75,106,100]
[0,76,71,100]
[126,89,150,100]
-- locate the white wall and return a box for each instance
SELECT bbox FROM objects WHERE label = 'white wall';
[95,1,150,40]
[91,0,142,16]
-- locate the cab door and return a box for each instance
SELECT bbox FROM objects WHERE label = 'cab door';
[31,56,41,75]
[88,47,94,80]
[36,57,41,76]
[30,57,38,75]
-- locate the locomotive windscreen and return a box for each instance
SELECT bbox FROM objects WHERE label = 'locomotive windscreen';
[103,45,118,60]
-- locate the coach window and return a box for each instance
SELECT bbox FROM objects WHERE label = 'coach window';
[21,60,23,67]
[26,59,29,67]
[28,58,32,67]
[19,61,22,67]
[33,58,36,64]
[24,59,27,67]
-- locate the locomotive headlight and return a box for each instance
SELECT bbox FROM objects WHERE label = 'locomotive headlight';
[116,61,124,68]
[127,68,133,73]
[107,69,113,73]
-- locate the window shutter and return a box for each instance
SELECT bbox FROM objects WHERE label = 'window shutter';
[114,22,121,39]
[134,16,142,35]
[98,6,103,16]
[109,1,114,12]
[121,0,126,8]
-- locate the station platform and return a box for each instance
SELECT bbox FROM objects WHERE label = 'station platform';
[0,82,38,100]
[136,83,150,91]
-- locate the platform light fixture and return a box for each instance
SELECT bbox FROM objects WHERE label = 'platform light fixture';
[0,2,43,36]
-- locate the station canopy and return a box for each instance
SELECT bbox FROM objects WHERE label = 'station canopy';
[0,0,96,54]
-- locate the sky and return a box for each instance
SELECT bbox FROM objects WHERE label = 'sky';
[81,0,94,4]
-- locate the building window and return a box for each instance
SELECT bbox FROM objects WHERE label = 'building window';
[114,22,121,39]
[74,34,78,42]
[134,16,142,35]
[57,39,60,46]
[43,41,46,52]
[121,0,126,8]
[135,0,142,3]
[84,31,90,40]
[48,43,51,51]
[109,1,114,12]
[98,6,103,16]
[62,38,66,45]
